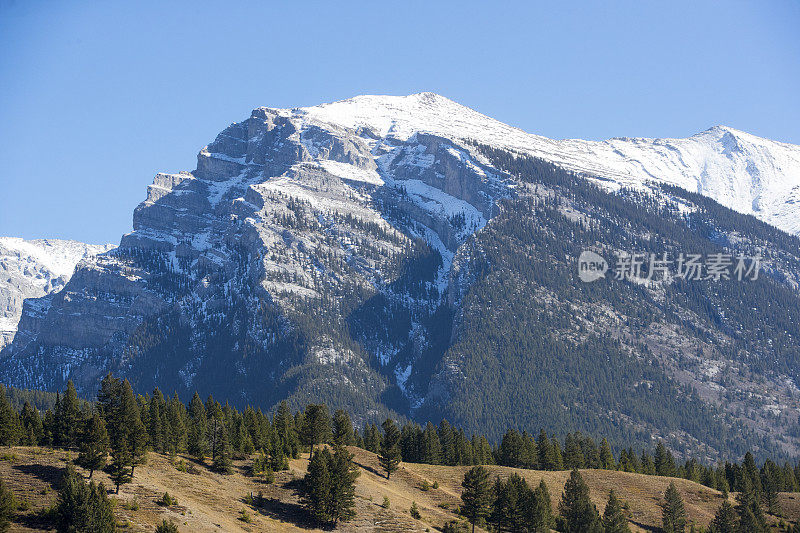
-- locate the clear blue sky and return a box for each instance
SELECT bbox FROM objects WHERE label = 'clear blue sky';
[1,1,798,244]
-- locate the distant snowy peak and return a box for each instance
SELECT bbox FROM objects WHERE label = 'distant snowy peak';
[258,93,800,235]
[0,238,115,279]
[0,238,115,349]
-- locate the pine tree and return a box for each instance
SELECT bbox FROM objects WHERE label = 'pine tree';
[438,420,456,466]
[97,374,122,445]
[155,519,179,533]
[165,394,186,456]
[148,388,165,453]
[56,464,90,532]
[661,482,687,533]
[213,424,232,474]
[0,474,15,533]
[327,445,359,525]
[537,429,554,470]
[530,479,553,532]
[55,464,116,532]
[187,392,208,461]
[559,468,601,533]
[87,482,115,533]
[602,489,630,533]
[301,404,331,458]
[708,500,737,533]
[599,438,615,470]
[736,476,767,533]
[760,460,782,516]
[77,411,109,479]
[564,433,585,469]
[655,442,676,476]
[422,422,441,464]
[19,401,43,445]
[119,381,147,478]
[460,466,492,533]
[378,419,401,479]
[332,410,354,446]
[58,381,81,449]
[741,452,762,494]
[0,385,19,446]
[273,401,299,458]
[303,448,332,524]
[109,441,133,494]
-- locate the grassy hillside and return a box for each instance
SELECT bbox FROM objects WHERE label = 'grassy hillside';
[1,445,798,532]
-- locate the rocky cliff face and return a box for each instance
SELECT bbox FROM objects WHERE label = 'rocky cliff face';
[0,95,511,416]
[3,94,800,459]
[0,238,115,351]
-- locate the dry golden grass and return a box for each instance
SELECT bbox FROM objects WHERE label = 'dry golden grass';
[1,445,797,532]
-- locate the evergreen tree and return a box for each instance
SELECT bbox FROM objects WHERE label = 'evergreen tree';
[57,381,81,449]
[147,389,166,453]
[378,418,401,479]
[327,445,359,525]
[422,422,441,464]
[460,466,492,533]
[0,474,14,533]
[96,374,122,447]
[109,441,133,494]
[438,420,457,466]
[741,452,762,494]
[661,482,687,533]
[155,520,179,533]
[87,482,115,533]
[559,468,601,533]
[212,423,232,474]
[599,438,615,470]
[332,409,354,446]
[300,404,331,458]
[187,392,208,461]
[303,448,332,524]
[736,476,767,533]
[760,459,781,516]
[165,394,186,456]
[206,398,223,462]
[273,401,299,458]
[641,451,656,475]
[0,385,19,446]
[708,500,737,533]
[564,433,585,469]
[55,464,116,532]
[19,401,43,445]
[56,464,90,532]
[655,442,676,477]
[530,479,553,532]
[602,489,630,533]
[77,411,109,479]
[537,429,553,470]
[119,381,147,478]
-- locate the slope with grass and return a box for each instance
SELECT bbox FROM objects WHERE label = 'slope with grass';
[1,445,798,532]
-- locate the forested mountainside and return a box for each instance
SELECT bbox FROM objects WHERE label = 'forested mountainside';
[2,94,800,463]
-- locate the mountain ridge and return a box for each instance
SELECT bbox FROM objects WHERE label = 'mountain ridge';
[2,93,800,461]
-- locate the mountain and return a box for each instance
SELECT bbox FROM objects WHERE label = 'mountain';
[2,93,800,461]
[0,238,115,350]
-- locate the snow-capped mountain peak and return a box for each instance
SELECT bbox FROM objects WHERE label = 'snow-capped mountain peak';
[275,93,800,235]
